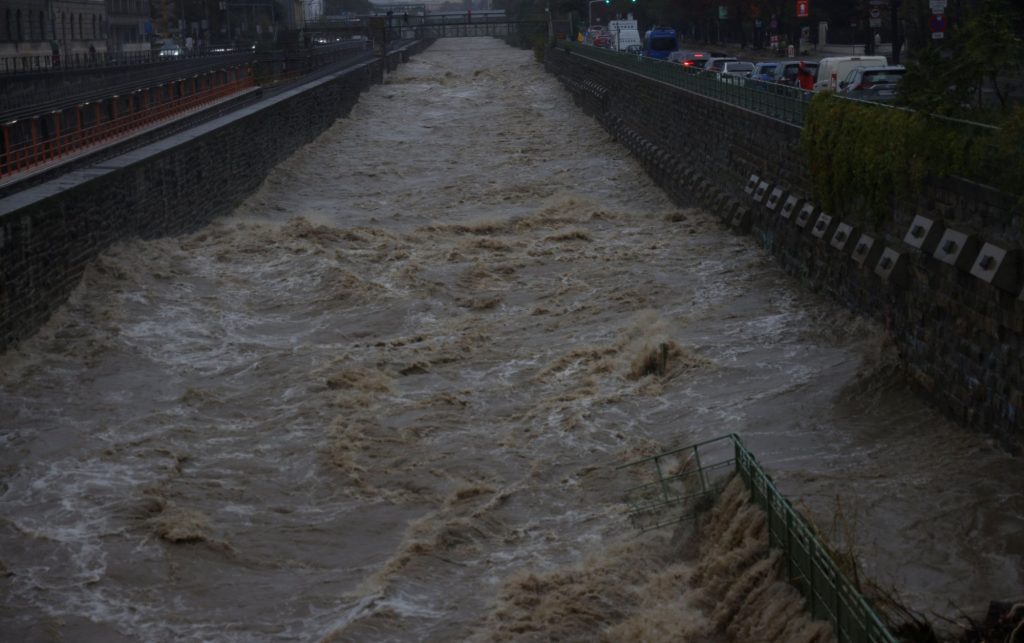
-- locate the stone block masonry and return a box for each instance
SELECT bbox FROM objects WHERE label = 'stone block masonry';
[545,46,1024,452]
[0,42,431,355]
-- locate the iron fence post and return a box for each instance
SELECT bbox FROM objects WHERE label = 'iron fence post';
[691,445,707,492]
[653,456,670,504]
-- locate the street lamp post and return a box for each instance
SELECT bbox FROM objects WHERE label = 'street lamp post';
[587,0,606,28]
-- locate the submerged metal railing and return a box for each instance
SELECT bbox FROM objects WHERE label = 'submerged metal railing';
[619,433,898,643]
[555,42,812,125]
[619,434,738,531]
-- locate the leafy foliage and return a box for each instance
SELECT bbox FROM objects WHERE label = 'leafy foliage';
[801,94,1024,227]
[899,0,1024,118]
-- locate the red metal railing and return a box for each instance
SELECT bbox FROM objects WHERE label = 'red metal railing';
[1,70,254,180]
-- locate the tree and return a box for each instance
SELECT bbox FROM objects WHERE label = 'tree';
[900,0,1024,117]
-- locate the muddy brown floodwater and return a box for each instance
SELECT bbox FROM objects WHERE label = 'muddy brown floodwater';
[1,38,1021,642]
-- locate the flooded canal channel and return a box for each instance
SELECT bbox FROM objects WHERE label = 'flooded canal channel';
[1,38,1021,641]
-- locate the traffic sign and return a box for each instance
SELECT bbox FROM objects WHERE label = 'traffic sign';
[930,13,946,32]
[796,0,809,18]
[869,8,880,18]
[929,0,947,13]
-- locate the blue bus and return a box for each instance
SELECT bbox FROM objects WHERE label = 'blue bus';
[643,27,678,59]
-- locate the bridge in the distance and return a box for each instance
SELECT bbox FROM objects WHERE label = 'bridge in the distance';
[307,10,547,41]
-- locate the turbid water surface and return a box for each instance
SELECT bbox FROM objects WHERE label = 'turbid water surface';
[1,38,1021,641]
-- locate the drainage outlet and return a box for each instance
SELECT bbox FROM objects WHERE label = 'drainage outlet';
[830,222,856,252]
[851,234,883,268]
[874,247,907,284]
[744,173,760,195]
[810,213,837,240]
[753,181,770,203]
[932,228,979,272]
[969,244,1018,292]
[765,187,787,212]
[731,207,752,234]
[903,215,944,255]
[779,195,802,220]
[795,203,816,229]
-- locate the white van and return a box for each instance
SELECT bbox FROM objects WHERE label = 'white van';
[814,55,887,91]
[607,20,642,53]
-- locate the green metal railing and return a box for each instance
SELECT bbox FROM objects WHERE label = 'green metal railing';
[619,434,738,530]
[619,434,898,643]
[555,42,811,125]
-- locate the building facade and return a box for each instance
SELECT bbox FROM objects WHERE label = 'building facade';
[1,1,108,66]
[107,0,152,52]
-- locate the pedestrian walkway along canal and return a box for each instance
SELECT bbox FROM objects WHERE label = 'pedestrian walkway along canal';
[0,38,1021,641]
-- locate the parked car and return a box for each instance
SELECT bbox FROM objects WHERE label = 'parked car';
[702,56,738,71]
[814,55,887,91]
[770,60,818,86]
[668,49,711,67]
[750,61,778,82]
[158,43,183,58]
[585,26,611,48]
[718,61,754,77]
[607,19,642,52]
[839,65,905,100]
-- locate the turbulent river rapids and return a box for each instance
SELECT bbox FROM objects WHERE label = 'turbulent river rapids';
[1,38,1022,642]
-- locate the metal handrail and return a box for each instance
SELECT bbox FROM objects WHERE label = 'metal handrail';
[618,433,898,643]
[555,41,1005,137]
[555,41,812,125]
[0,41,386,182]
[0,43,349,77]
[0,75,255,180]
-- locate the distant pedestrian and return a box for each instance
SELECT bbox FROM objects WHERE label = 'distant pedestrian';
[796,60,814,90]
[403,12,409,24]
[88,43,96,63]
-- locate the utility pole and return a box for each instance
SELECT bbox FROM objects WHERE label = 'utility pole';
[890,0,902,64]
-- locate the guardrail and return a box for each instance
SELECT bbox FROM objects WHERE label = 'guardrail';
[554,42,812,125]
[619,433,898,643]
[0,40,385,183]
[0,47,256,76]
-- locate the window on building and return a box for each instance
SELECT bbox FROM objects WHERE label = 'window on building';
[39,11,46,40]
[15,9,22,41]
[4,10,11,43]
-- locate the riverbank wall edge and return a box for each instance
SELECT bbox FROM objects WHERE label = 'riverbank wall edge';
[0,42,431,355]
[544,45,1023,452]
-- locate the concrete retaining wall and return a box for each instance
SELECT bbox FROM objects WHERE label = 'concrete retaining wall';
[545,46,1024,452]
[0,42,431,354]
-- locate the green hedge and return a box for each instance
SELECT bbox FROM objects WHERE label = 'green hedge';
[801,94,1024,227]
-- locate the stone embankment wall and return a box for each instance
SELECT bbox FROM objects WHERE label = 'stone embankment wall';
[545,46,1024,452]
[0,42,430,354]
